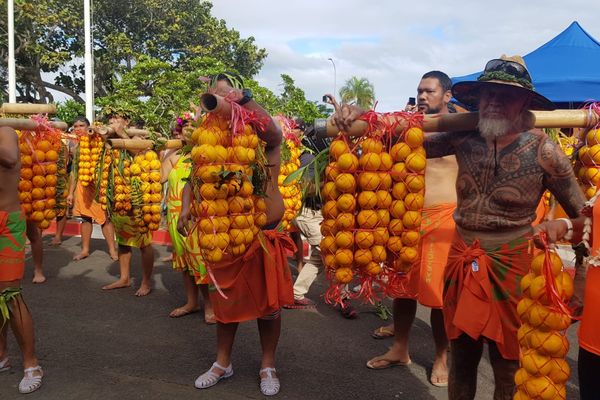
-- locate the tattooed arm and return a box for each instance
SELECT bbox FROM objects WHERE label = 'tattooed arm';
[423,132,456,159]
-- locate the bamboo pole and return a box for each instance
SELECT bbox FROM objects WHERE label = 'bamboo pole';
[200,93,232,116]
[108,139,183,150]
[0,103,57,115]
[314,109,600,138]
[0,118,68,131]
[92,126,152,139]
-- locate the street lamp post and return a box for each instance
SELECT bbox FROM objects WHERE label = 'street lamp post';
[327,58,337,100]
[7,0,16,103]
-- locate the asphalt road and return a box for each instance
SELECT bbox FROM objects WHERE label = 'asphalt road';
[0,234,581,399]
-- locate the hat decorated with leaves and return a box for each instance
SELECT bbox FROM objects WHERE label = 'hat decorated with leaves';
[452,55,555,110]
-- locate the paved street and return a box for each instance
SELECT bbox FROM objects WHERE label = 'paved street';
[0,234,581,399]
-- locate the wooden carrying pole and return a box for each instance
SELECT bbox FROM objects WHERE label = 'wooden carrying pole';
[0,118,68,131]
[0,103,57,115]
[92,126,151,139]
[108,139,183,150]
[200,93,231,116]
[314,109,600,138]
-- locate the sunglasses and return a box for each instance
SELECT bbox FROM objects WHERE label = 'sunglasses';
[484,59,532,83]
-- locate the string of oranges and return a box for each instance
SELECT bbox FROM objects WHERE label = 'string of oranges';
[132,150,163,233]
[78,133,103,187]
[277,120,303,231]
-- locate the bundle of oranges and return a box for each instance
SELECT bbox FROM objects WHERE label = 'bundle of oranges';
[320,120,426,299]
[277,120,303,231]
[132,150,163,232]
[190,114,266,263]
[514,251,573,400]
[98,150,112,211]
[18,129,62,229]
[78,133,103,187]
[576,128,600,199]
[112,150,132,216]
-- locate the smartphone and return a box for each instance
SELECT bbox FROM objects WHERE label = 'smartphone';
[408,97,416,106]
[322,95,329,103]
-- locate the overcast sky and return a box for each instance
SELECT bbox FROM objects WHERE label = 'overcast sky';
[210,0,600,112]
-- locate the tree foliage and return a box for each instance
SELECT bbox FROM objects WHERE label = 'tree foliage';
[0,0,266,103]
[339,76,376,109]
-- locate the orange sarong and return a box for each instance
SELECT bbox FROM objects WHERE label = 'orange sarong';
[73,181,106,225]
[579,268,600,356]
[443,230,531,360]
[208,230,295,324]
[401,203,456,308]
[0,211,26,282]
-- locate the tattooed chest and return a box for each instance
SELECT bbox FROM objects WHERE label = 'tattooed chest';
[454,135,545,229]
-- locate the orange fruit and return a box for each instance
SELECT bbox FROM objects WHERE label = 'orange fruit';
[32,175,46,188]
[337,153,359,172]
[330,139,350,160]
[354,249,372,266]
[399,246,419,263]
[528,274,547,301]
[401,230,420,247]
[357,191,378,209]
[358,172,380,191]
[405,174,425,192]
[373,227,389,245]
[45,175,58,187]
[359,153,381,171]
[585,167,600,186]
[376,190,392,208]
[379,152,393,171]
[371,245,387,263]
[514,368,531,387]
[586,129,600,146]
[405,152,426,173]
[547,358,570,385]
[387,236,403,253]
[519,272,535,297]
[45,164,58,175]
[390,200,406,219]
[38,219,50,230]
[320,236,338,254]
[391,162,408,181]
[392,182,408,200]
[531,330,569,358]
[30,210,45,222]
[336,213,355,230]
[404,193,424,211]
[355,231,375,249]
[555,271,574,300]
[21,155,33,166]
[390,142,411,162]
[18,180,32,192]
[335,231,354,249]
[21,168,33,180]
[588,144,600,165]
[321,219,338,236]
[377,210,390,227]
[45,187,56,198]
[322,200,339,219]
[31,188,45,201]
[521,349,552,376]
[578,166,588,181]
[585,185,597,199]
[404,127,424,148]
[33,149,46,163]
[357,210,379,229]
[530,251,562,277]
[45,150,59,162]
[21,203,32,215]
[335,267,354,283]
[336,193,356,213]
[19,143,33,155]
[363,262,382,276]
[325,162,340,181]
[36,140,51,152]
[335,173,357,193]
[322,182,340,201]
[335,249,354,267]
[402,210,421,230]
[388,219,404,235]
[378,172,392,190]
[361,138,383,154]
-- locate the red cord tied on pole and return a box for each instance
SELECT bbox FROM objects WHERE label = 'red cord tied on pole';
[513,232,574,400]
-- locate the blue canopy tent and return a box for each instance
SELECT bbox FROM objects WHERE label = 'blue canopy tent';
[452,21,600,109]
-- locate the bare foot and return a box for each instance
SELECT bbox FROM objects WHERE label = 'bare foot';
[49,239,62,246]
[109,251,118,261]
[32,273,46,284]
[102,279,131,290]
[366,348,411,370]
[169,305,200,318]
[135,283,152,297]
[159,254,174,263]
[73,252,89,261]
[204,305,216,324]
[430,358,448,387]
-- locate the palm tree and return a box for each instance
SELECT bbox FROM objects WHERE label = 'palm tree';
[339,77,375,109]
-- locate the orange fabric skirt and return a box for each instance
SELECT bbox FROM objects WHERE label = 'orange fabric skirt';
[208,230,295,324]
[0,211,26,282]
[398,203,456,308]
[579,268,600,356]
[73,181,106,225]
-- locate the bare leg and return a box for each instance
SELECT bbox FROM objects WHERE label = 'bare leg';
[73,219,92,261]
[26,222,45,284]
[135,244,154,296]
[430,308,449,386]
[169,272,200,317]
[100,221,118,260]
[488,341,519,400]
[200,284,215,324]
[102,244,131,290]
[448,334,484,400]
[257,316,281,372]
[50,215,67,245]
[7,295,39,370]
[215,322,239,370]
[0,315,8,362]
[367,298,415,368]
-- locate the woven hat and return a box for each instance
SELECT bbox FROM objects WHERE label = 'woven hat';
[452,55,555,110]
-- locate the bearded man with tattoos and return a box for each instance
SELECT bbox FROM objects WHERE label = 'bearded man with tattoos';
[331,55,586,400]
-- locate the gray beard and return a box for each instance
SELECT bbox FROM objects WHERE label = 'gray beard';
[478,116,517,140]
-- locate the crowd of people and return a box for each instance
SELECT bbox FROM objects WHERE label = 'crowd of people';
[0,56,599,399]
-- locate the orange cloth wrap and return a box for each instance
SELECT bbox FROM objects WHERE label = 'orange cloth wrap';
[443,230,531,360]
[579,202,600,356]
[208,230,295,324]
[0,211,26,282]
[398,203,456,308]
[72,181,106,225]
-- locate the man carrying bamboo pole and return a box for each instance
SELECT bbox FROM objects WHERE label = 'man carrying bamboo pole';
[332,55,587,400]
[367,71,456,387]
[0,127,43,394]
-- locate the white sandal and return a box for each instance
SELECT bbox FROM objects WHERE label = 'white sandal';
[19,365,43,394]
[194,362,233,389]
[260,367,280,396]
[0,357,10,372]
